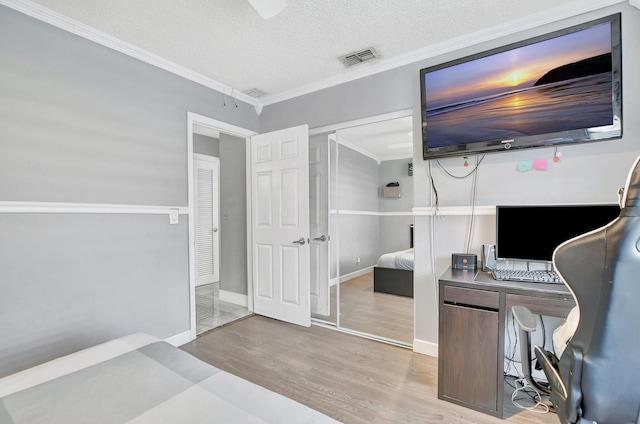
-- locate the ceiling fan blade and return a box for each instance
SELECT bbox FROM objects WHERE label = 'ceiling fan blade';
[247,0,287,19]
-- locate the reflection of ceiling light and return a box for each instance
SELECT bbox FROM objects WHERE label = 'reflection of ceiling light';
[387,142,413,150]
[408,131,413,137]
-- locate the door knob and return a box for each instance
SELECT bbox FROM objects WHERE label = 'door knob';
[292,237,306,245]
[313,235,328,242]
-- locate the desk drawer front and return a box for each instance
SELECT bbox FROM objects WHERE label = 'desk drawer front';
[444,286,499,310]
[506,293,575,317]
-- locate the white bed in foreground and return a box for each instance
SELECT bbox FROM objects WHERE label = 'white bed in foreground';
[0,333,339,424]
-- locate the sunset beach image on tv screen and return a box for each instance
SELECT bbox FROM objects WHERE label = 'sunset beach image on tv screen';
[424,22,614,149]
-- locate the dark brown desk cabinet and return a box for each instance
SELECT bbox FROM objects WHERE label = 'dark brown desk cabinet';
[438,268,575,418]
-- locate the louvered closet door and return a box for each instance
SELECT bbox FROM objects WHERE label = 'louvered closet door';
[194,157,220,286]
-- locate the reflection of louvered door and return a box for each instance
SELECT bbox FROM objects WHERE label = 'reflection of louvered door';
[194,157,220,287]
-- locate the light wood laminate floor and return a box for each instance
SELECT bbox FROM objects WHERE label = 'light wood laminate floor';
[321,271,414,345]
[181,315,559,424]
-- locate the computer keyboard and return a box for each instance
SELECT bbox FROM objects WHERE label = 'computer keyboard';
[492,269,563,284]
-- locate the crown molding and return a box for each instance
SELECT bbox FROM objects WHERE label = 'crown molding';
[260,0,626,106]
[0,0,262,111]
[334,135,381,164]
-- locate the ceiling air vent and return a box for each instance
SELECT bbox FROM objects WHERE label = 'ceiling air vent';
[339,48,378,68]
[242,88,268,98]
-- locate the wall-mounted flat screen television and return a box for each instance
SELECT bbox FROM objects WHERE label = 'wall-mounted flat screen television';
[420,13,622,160]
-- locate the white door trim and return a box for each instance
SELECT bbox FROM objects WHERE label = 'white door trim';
[187,112,257,342]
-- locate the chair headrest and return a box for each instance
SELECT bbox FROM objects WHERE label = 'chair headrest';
[621,156,640,209]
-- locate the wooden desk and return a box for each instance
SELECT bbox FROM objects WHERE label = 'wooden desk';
[437,268,575,418]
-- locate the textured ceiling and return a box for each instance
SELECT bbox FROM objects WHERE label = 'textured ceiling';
[338,116,414,161]
[26,0,600,105]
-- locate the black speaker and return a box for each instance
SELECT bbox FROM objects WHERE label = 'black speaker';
[452,253,477,270]
[482,244,496,272]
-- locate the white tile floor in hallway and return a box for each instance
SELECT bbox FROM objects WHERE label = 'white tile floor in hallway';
[196,282,252,335]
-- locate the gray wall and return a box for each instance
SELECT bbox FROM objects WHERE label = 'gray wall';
[379,215,414,253]
[0,214,188,378]
[194,134,220,157]
[338,214,379,275]
[335,152,415,275]
[260,3,640,347]
[379,159,414,213]
[219,133,248,295]
[336,145,379,275]
[337,145,379,211]
[0,5,258,377]
[379,158,414,252]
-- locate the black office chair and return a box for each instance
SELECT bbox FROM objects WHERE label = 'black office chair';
[512,155,640,424]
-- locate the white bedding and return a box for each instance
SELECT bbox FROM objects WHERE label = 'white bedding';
[377,248,414,271]
[0,333,339,424]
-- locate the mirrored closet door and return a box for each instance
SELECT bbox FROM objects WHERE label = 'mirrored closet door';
[332,116,415,346]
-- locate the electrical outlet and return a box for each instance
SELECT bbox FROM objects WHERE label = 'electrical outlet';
[355,257,361,266]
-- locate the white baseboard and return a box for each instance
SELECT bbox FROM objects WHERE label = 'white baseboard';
[413,338,438,357]
[165,330,193,347]
[329,277,339,287]
[220,290,248,307]
[339,266,374,283]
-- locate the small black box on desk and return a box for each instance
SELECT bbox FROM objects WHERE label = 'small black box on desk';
[451,253,477,270]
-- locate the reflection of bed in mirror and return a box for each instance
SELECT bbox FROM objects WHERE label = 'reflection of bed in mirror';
[373,225,414,298]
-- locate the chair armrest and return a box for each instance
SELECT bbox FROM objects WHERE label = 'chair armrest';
[512,305,537,332]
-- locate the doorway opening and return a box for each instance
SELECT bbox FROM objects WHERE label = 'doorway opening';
[188,112,255,339]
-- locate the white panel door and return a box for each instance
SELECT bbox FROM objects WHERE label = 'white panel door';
[194,157,220,287]
[251,125,310,327]
[309,136,330,316]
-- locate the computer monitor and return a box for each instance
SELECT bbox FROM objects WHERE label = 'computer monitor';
[495,204,620,262]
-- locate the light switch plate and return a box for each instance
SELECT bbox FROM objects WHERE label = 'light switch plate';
[169,208,179,224]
